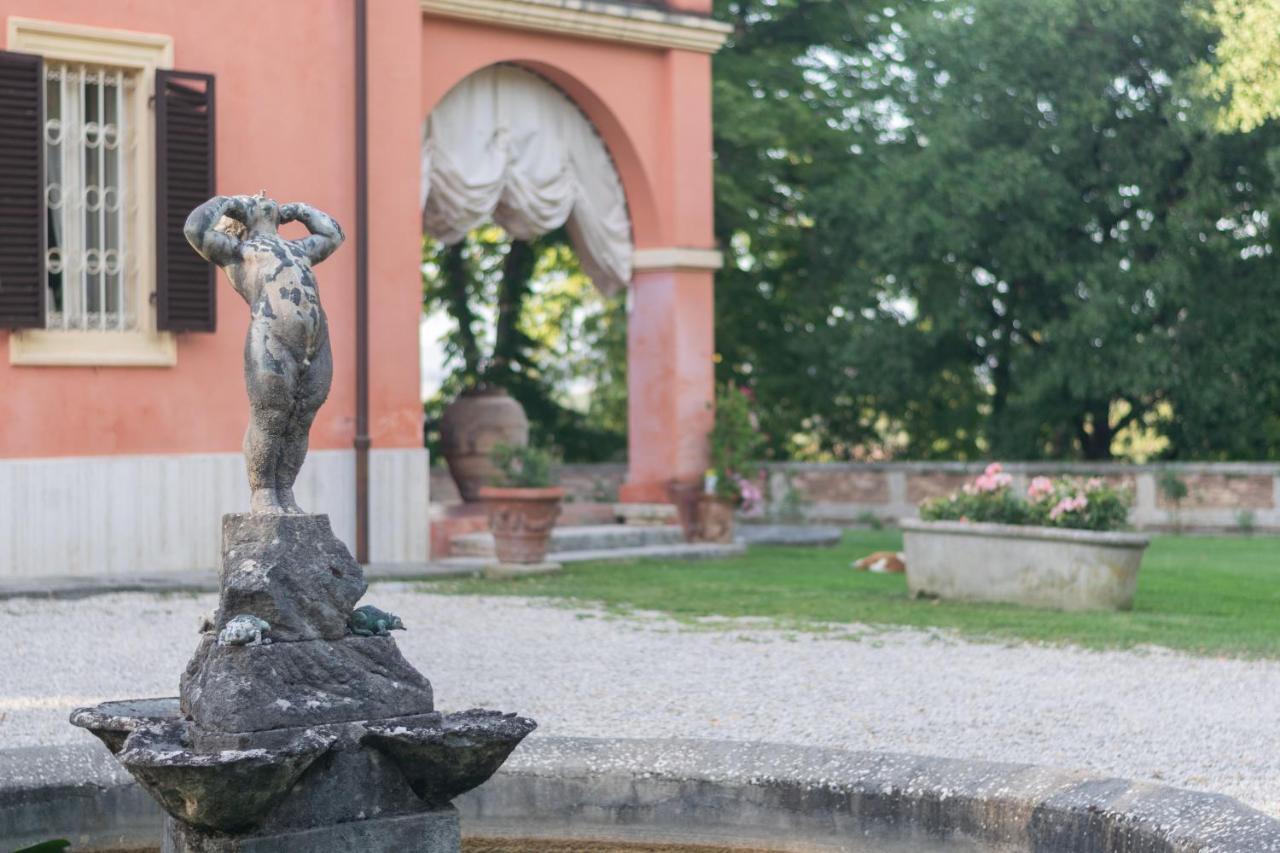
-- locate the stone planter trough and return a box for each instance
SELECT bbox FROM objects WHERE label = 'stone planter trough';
[902,519,1150,611]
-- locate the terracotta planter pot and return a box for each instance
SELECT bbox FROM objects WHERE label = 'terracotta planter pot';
[439,387,530,502]
[479,486,566,564]
[697,495,737,544]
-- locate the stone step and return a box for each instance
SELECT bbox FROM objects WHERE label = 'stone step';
[437,540,745,571]
[450,524,684,558]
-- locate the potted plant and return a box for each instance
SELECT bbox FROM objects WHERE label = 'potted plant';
[698,383,765,544]
[904,464,1148,611]
[478,442,565,565]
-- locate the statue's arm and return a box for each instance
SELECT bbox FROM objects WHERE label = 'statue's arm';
[281,203,345,265]
[183,196,248,267]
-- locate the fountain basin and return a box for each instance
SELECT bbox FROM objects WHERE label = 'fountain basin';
[5,737,1278,852]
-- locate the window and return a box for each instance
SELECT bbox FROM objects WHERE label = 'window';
[4,18,178,366]
[44,61,137,331]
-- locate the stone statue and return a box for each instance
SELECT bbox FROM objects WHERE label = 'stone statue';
[184,192,344,515]
[72,188,534,853]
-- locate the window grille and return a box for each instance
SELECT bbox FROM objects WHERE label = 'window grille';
[43,62,137,331]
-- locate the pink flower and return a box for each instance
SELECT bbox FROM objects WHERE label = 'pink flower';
[972,464,1013,493]
[1050,493,1088,520]
[735,474,765,516]
[1086,477,1103,491]
[1027,476,1054,500]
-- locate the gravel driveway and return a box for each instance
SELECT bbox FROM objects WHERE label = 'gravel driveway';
[2,586,1277,818]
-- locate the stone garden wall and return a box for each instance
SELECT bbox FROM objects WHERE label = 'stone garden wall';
[431,461,1280,533]
[765,461,1280,533]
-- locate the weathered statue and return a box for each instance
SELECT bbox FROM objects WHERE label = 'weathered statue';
[74,190,533,853]
[184,192,344,515]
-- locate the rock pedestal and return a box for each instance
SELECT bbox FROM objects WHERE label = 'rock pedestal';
[72,514,534,853]
[216,514,367,642]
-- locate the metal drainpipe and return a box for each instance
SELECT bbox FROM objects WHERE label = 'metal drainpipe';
[354,0,371,564]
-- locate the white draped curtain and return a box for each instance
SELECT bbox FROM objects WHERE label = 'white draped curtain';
[421,65,633,295]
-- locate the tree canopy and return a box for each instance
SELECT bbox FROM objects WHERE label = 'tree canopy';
[1195,0,1280,132]
[711,0,1280,460]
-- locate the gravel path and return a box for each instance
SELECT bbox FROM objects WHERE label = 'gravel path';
[2,587,1277,818]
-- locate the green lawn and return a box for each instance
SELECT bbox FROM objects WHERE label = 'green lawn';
[422,530,1280,658]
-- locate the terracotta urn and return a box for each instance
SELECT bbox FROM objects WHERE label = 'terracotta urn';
[439,387,529,502]
[479,486,566,564]
[697,495,737,544]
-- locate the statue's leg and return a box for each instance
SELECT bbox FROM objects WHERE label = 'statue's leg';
[276,339,333,514]
[245,328,299,515]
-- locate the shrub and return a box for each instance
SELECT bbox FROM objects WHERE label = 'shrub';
[489,442,559,488]
[706,382,765,514]
[920,464,1132,532]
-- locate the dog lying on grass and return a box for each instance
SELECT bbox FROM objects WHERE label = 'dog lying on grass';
[852,551,906,573]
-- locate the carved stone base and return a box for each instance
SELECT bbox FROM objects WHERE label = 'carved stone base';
[216,514,366,642]
[161,806,460,853]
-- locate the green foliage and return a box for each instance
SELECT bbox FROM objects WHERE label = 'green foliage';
[711,0,1280,461]
[1193,0,1280,132]
[422,229,627,463]
[920,465,1132,531]
[1027,477,1133,532]
[489,441,559,488]
[1158,470,1190,505]
[854,509,886,530]
[711,0,941,460]
[920,485,1033,526]
[707,382,763,503]
[424,530,1280,659]
[776,483,810,522]
[13,842,71,853]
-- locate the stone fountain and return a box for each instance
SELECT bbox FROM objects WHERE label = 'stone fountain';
[70,193,534,852]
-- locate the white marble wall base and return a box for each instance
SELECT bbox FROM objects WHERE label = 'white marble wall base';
[0,449,429,577]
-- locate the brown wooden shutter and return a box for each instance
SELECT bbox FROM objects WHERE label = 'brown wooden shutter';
[0,50,45,329]
[156,69,216,332]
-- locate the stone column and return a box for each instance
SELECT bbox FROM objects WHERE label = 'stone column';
[619,254,719,504]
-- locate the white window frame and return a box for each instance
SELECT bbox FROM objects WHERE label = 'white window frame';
[6,17,177,367]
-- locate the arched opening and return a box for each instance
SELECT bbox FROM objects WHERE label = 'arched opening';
[419,49,718,521]
[420,64,632,496]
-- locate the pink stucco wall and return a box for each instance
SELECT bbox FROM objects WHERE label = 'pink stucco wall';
[0,0,425,458]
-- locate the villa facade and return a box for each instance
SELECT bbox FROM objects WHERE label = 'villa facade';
[0,0,727,576]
